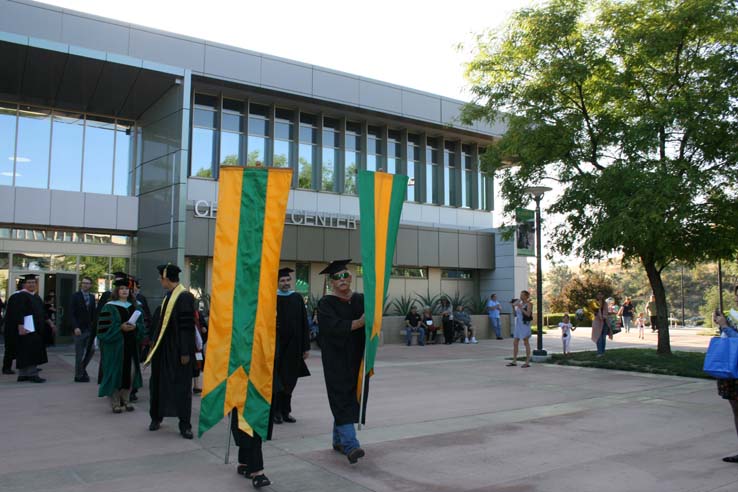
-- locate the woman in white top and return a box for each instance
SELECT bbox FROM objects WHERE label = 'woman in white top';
[508,290,533,368]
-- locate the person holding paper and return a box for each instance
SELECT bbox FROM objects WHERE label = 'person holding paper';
[6,274,47,383]
[96,277,145,413]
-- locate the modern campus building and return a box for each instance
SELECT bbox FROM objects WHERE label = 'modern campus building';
[0,0,528,336]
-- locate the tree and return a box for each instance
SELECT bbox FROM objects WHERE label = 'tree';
[544,263,573,312]
[559,270,617,317]
[463,0,738,354]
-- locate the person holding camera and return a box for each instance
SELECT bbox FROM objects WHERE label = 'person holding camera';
[713,284,738,464]
[507,290,533,368]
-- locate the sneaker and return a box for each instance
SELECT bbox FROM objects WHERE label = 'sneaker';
[347,447,365,464]
[471,337,478,344]
[464,338,469,344]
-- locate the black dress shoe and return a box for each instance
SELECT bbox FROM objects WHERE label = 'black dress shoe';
[2,368,16,375]
[272,414,283,424]
[347,447,365,464]
[282,414,296,423]
[129,392,138,401]
[18,375,45,383]
[180,428,194,439]
[251,474,271,488]
[74,375,90,382]
[236,464,250,476]
[148,420,161,431]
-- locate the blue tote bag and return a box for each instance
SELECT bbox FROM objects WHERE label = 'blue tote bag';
[703,337,738,379]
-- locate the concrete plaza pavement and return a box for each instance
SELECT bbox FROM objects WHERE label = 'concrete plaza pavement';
[1,327,736,492]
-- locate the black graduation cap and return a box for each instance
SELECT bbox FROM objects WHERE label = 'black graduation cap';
[112,271,128,281]
[278,267,294,278]
[113,277,130,287]
[157,263,181,281]
[319,259,352,275]
[19,273,38,282]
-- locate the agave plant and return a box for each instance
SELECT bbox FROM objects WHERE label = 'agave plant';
[388,294,418,316]
[305,293,320,315]
[414,291,442,314]
[443,292,472,312]
[468,296,488,315]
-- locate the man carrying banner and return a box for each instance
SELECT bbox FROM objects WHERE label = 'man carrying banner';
[146,264,197,439]
[317,259,366,464]
[272,267,311,424]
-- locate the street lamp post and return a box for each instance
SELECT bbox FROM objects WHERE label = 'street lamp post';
[524,185,552,358]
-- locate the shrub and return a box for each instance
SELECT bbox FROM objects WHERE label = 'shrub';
[414,291,442,314]
[388,294,417,316]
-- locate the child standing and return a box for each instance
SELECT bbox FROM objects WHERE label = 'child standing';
[635,312,646,339]
[559,314,575,356]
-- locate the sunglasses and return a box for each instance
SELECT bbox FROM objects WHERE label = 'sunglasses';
[330,272,351,280]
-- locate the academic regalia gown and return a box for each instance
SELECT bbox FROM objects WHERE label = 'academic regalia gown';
[317,293,365,425]
[275,292,311,391]
[96,302,145,397]
[9,291,48,369]
[148,290,196,424]
[2,294,19,364]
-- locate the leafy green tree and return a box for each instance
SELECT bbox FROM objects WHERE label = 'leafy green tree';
[544,263,573,312]
[463,0,738,354]
[560,270,617,317]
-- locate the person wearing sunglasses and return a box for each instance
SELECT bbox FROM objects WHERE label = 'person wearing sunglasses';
[317,259,366,465]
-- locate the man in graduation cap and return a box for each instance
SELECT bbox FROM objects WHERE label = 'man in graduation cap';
[4,274,48,383]
[317,259,366,464]
[147,263,197,439]
[272,267,311,425]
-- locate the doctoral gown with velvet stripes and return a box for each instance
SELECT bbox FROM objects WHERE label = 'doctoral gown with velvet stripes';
[96,302,145,397]
[317,293,366,425]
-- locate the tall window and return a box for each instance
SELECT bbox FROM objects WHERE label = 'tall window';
[49,112,83,191]
[406,133,421,202]
[322,117,340,191]
[15,106,51,189]
[344,121,361,194]
[0,104,16,187]
[426,137,439,204]
[114,121,134,196]
[221,98,245,167]
[247,103,270,166]
[298,113,317,189]
[191,93,218,178]
[83,116,115,194]
[478,147,488,210]
[461,144,473,208]
[387,129,401,174]
[443,141,456,206]
[367,125,383,172]
[273,108,294,168]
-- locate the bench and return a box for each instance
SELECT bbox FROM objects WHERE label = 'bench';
[399,328,444,344]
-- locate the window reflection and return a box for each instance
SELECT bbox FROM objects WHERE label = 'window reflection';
[248,103,270,166]
[221,98,245,168]
[322,117,340,191]
[407,134,421,202]
[344,121,361,194]
[367,126,383,172]
[50,112,84,191]
[426,138,439,204]
[461,144,472,209]
[114,122,134,196]
[444,141,456,206]
[192,93,218,178]
[387,129,401,175]
[298,113,317,189]
[15,106,51,189]
[274,108,294,169]
[83,116,115,194]
[0,104,17,186]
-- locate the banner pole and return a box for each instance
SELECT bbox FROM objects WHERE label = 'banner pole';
[358,337,368,430]
[224,411,232,464]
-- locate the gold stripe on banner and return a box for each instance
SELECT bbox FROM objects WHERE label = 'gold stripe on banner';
[250,169,292,400]
[372,172,393,340]
[202,167,243,399]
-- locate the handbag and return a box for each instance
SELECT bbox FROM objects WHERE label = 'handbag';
[703,337,738,379]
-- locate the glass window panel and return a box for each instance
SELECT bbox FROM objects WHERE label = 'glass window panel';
[13,253,50,270]
[273,140,291,168]
[344,151,358,194]
[322,147,338,191]
[51,254,78,271]
[15,107,51,189]
[188,256,207,292]
[275,121,293,140]
[0,104,16,186]
[463,171,473,208]
[78,256,111,293]
[323,116,340,129]
[223,98,245,113]
[444,167,451,205]
[322,129,339,148]
[194,108,217,128]
[478,174,487,210]
[222,113,243,133]
[345,133,361,151]
[368,126,382,138]
[194,93,217,109]
[249,103,269,118]
[275,108,294,121]
[406,158,415,201]
[386,157,397,174]
[247,136,266,166]
[299,125,317,144]
[367,154,376,172]
[83,117,115,193]
[299,113,316,126]
[388,129,401,141]
[298,143,315,189]
[408,133,420,145]
[248,117,268,136]
[49,113,83,191]
[191,127,216,178]
[114,122,133,196]
[295,262,310,296]
[221,131,242,166]
[346,121,361,134]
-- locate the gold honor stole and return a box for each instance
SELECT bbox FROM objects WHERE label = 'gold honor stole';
[143,283,186,367]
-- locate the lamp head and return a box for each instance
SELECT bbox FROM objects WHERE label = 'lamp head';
[523,186,552,199]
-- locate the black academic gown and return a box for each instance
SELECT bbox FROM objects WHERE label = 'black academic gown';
[2,295,18,364]
[317,293,366,425]
[8,291,48,369]
[275,292,311,391]
[149,289,196,426]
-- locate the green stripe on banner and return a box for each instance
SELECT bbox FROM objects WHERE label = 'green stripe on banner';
[243,379,271,440]
[199,379,227,432]
[358,170,377,344]
[229,168,268,376]
[383,177,407,296]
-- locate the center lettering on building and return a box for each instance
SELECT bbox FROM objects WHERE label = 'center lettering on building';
[193,200,358,230]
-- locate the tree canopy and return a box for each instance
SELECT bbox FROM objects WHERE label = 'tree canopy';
[463,0,738,353]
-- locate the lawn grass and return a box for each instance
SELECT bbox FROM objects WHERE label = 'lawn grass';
[544,348,709,379]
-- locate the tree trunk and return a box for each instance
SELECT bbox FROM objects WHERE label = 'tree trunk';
[643,259,671,355]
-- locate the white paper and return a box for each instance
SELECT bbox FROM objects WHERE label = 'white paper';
[195,352,204,361]
[126,310,141,325]
[425,320,433,326]
[23,315,35,333]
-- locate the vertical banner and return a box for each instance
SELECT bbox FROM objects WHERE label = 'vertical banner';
[516,208,535,257]
[357,170,408,419]
[198,167,292,440]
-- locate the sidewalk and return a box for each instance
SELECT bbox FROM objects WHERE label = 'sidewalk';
[1,331,735,492]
